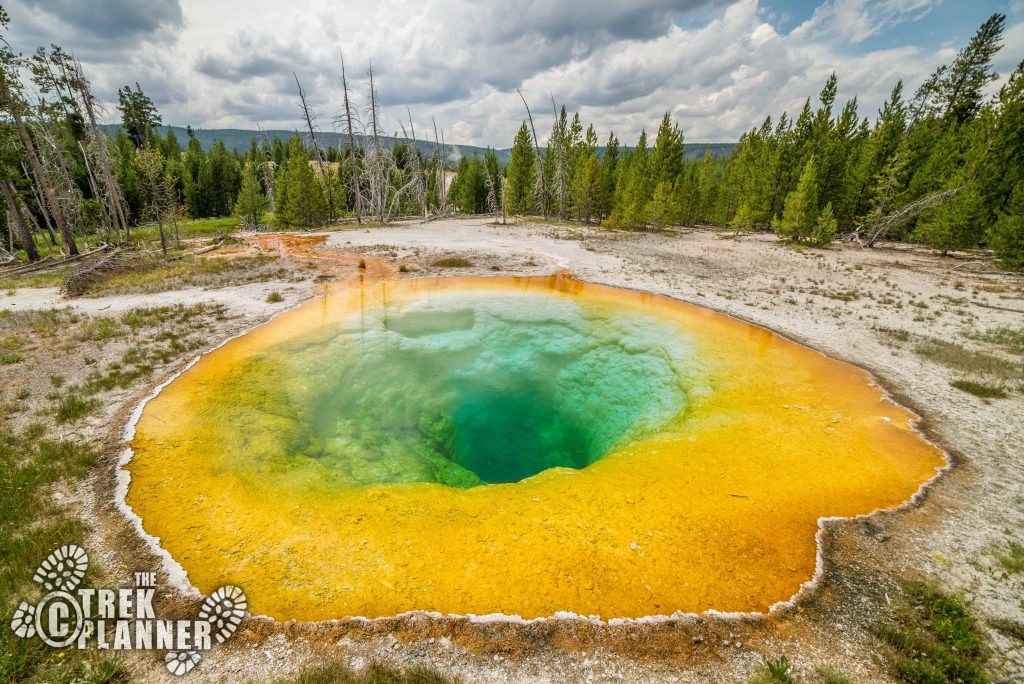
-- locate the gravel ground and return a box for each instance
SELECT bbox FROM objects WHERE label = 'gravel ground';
[3,217,1022,683]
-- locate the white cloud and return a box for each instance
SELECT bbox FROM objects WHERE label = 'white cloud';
[3,0,1019,148]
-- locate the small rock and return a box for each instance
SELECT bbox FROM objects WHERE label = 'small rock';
[735,642,742,648]
[722,640,730,647]
[692,635,704,644]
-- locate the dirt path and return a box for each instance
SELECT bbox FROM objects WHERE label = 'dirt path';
[5,218,1022,683]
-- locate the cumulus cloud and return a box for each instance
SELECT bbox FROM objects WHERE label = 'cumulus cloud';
[3,0,1021,147]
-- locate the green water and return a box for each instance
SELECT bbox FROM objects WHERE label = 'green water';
[218,291,697,488]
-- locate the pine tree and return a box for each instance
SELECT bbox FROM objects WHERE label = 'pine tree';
[775,156,818,242]
[939,13,1005,125]
[919,179,986,253]
[506,122,535,215]
[646,180,678,228]
[204,140,241,216]
[990,181,1024,269]
[974,60,1024,225]
[650,113,684,188]
[181,135,206,217]
[811,202,838,247]
[600,132,619,220]
[117,82,161,148]
[276,138,325,228]
[614,130,650,227]
[234,161,268,228]
[730,201,754,234]
[572,152,602,223]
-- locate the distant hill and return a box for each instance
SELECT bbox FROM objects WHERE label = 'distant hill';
[101,124,735,163]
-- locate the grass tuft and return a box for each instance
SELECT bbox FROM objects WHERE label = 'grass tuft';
[990,618,1024,642]
[279,660,458,684]
[815,666,853,684]
[431,257,473,268]
[876,581,989,684]
[950,379,1009,399]
[995,540,1024,575]
[914,339,1022,381]
[874,326,912,346]
[748,656,796,684]
[267,291,284,303]
[964,326,1024,355]
[54,393,99,423]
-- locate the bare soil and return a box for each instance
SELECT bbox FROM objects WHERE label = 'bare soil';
[2,218,1022,683]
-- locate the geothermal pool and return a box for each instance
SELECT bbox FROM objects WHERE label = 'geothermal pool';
[125,275,944,621]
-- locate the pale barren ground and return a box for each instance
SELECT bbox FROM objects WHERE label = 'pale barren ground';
[1,217,1022,683]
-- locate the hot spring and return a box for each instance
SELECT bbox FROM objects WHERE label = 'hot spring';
[125,275,944,621]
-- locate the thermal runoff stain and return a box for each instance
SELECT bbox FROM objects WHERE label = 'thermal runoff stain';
[125,275,945,621]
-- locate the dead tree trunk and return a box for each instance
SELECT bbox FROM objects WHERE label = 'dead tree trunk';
[338,51,362,224]
[32,116,88,249]
[440,128,447,210]
[550,96,567,219]
[859,185,965,247]
[432,117,443,214]
[256,124,275,213]
[405,107,428,219]
[2,84,78,255]
[0,179,40,261]
[293,72,334,224]
[73,59,129,243]
[516,89,547,219]
[367,64,385,223]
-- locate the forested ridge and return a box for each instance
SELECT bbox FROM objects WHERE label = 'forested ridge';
[1,6,1022,269]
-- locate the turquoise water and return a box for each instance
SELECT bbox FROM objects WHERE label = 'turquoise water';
[220,291,697,488]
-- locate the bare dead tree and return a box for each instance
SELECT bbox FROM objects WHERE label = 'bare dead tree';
[484,167,500,223]
[364,63,386,222]
[403,107,428,218]
[0,178,40,261]
[293,72,335,223]
[135,154,173,254]
[336,50,363,224]
[516,88,547,218]
[30,114,86,248]
[354,64,418,223]
[0,81,77,254]
[440,127,448,210]
[501,175,507,224]
[857,185,965,247]
[71,58,129,243]
[549,95,568,219]
[20,160,64,255]
[255,123,276,213]
[431,117,445,214]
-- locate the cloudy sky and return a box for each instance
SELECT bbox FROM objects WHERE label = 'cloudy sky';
[5,0,1023,147]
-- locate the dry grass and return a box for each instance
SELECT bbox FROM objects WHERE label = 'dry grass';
[914,338,1022,381]
[431,257,474,268]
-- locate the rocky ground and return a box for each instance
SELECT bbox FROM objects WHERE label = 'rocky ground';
[1,217,1021,683]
